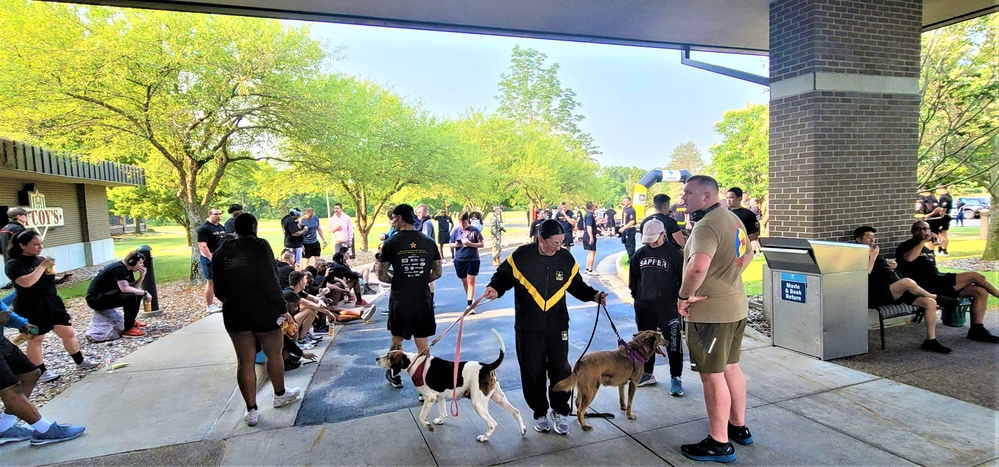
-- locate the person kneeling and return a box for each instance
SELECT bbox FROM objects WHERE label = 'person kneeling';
[85,251,151,338]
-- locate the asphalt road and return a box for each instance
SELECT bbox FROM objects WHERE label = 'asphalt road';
[297,237,640,426]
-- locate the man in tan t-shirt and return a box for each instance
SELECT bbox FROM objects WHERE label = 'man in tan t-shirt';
[676,175,755,463]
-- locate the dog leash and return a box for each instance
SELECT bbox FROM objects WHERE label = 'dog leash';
[570,295,615,420]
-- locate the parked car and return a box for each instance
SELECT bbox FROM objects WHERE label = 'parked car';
[952,197,991,219]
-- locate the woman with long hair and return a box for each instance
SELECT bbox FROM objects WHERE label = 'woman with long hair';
[4,231,98,383]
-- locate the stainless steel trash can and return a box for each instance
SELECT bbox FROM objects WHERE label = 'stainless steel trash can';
[760,238,869,360]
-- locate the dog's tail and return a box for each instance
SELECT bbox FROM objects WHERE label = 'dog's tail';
[481,329,505,373]
[552,373,577,393]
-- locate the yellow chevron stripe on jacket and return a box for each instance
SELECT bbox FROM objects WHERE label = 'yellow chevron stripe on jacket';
[507,254,579,312]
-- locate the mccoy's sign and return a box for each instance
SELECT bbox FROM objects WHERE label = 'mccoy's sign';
[20,190,64,239]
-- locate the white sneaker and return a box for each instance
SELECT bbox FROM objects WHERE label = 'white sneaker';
[38,370,61,383]
[76,359,100,371]
[206,304,223,314]
[244,408,259,426]
[273,387,302,408]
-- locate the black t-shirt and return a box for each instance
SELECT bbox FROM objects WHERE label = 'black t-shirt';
[87,262,134,300]
[581,212,597,236]
[196,222,226,254]
[211,236,285,319]
[868,256,895,307]
[223,217,237,235]
[729,207,760,236]
[622,206,637,233]
[380,230,441,297]
[605,208,616,224]
[0,221,26,261]
[5,255,56,300]
[282,286,309,304]
[639,213,682,247]
[276,262,295,289]
[938,194,953,218]
[895,237,939,285]
[282,215,304,248]
[917,194,939,218]
[529,219,544,239]
[554,209,574,233]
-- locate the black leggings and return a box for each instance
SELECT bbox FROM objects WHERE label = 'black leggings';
[87,290,142,331]
[516,331,572,419]
[635,305,684,378]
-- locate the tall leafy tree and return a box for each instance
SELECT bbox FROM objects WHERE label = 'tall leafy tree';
[285,75,451,250]
[666,141,706,174]
[917,14,997,259]
[707,103,769,198]
[0,1,326,278]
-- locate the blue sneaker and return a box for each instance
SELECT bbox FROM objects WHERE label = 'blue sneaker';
[30,422,85,446]
[728,423,754,445]
[681,436,736,463]
[534,414,551,433]
[637,373,657,387]
[552,412,570,435]
[670,376,684,397]
[0,424,33,444]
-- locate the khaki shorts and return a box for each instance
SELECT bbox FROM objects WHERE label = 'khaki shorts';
[686,319,746,373]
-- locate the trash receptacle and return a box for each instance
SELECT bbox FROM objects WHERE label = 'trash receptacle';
[760,238,869,360]
[136,245,163,318]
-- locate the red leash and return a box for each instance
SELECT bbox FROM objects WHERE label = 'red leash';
[446,293,489,417]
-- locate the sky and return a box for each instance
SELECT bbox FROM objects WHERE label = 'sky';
[296,21,770,171]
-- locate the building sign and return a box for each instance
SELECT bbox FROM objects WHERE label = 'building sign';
[780,272,806,304]
[19,189,64,240]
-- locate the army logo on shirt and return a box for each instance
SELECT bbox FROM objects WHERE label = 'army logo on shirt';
[556,271,564,281]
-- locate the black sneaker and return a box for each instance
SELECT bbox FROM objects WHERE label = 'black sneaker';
[680,436,736,463]
[920,339,952,354]
[385,369,403,388]
[728,423,754,445]
[967,327,999,344]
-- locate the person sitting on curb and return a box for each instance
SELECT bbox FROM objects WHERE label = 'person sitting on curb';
[896,220,999,344]
[282,270,328,348]
[853,226,958,353]
[275,251,296,290]
[85,250,152,338]
[0,305,85,446]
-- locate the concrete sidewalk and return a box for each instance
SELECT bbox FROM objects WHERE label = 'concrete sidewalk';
[2,255,997,465]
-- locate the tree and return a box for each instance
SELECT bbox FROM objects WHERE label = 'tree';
[496,45,600,156]
[917,14,998,259]
[285,75,452,250]
[0,1,326,279]
[666,141,706,174]
[707,103,770,198]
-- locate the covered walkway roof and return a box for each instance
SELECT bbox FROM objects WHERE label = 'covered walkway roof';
[55,0,997,55]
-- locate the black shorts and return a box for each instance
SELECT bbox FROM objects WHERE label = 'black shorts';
[453,259,480,278]
[0,337,38,389]
[582,238,596,251]
[437,233,450,245]
[222,306,281,333]
[870,290,919,309]
[928,218,950,233]
[303,242,322,258]
[387,292,435,339]
[16,295,72,335]
[924,273,958,297]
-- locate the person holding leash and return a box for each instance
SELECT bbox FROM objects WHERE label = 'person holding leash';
[484,220,606,436]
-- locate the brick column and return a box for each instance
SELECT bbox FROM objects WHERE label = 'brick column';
[769,0,922,250]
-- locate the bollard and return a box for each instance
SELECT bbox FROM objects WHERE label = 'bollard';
[136,245,164,318]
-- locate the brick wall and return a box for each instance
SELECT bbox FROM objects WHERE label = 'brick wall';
[83,184,111,241]
[0,177,83,247]
[769,0,922,253]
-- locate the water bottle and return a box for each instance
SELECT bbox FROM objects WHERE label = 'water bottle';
[105,346,116,373]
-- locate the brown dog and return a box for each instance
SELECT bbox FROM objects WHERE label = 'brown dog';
[552,330,667,431]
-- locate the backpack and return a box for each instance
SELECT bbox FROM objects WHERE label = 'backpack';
[86,308,125,342]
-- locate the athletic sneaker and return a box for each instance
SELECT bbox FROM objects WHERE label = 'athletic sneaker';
[552,412,570,435]
[637,373,657,387]
[534,414,551,433]
[386,369,403,388]
[381,309,390,315]
[30,422,85,446]
[680,436,736,463]
[133,320,148,328]
[728,423,754,445]
[967,327,999,344]
[76,359,100,371]
[38,370,61,383]
[0,424,33,444]
[205,304,222,314]
[920,339,952,354]
[244,408,259,427]
[272,387,302,408]
[468,308,477,315]
[670,376,684,396]
[121,327,146,338]
[355,299,371,307]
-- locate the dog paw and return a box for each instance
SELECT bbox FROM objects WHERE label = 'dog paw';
[581,425,593,432]
[425,424,435,432]
[627,413,637,420]
[433,417,445,425]
[476,435,489,442]
[619,404,628,411]
[520,427,527,436]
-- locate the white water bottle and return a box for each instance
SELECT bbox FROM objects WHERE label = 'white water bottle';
[105,351,115,374]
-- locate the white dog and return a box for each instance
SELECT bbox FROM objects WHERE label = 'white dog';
[376,329,527,442]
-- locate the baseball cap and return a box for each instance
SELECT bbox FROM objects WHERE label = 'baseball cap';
[392,204,417,225]
[641,219,665,244]
[7,207,27,220]
[289,208,302,216]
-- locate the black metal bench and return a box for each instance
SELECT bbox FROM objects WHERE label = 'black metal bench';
[873,297,974,350]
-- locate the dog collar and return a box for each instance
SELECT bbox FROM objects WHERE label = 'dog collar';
[620,339,647,364]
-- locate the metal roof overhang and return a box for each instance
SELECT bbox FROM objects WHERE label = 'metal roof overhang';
[47,0,998,56]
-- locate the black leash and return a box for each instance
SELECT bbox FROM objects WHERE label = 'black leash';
[569,296,615,420]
